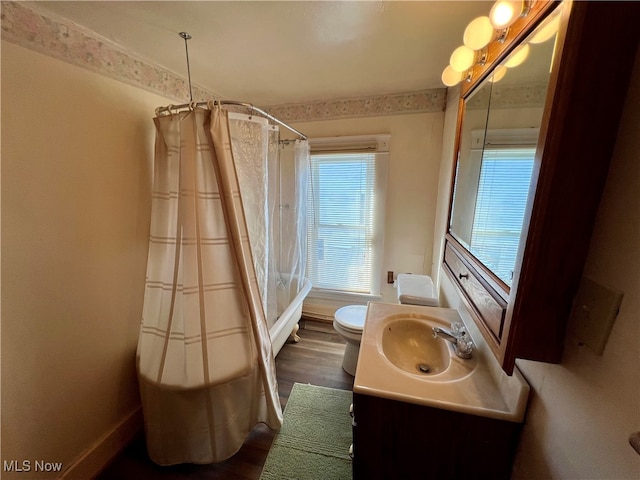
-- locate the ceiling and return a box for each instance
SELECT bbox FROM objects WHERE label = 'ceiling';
[34,1,493,106]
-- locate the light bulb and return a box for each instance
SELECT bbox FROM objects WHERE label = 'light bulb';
[489,66,508,83]
[490,0,523,29]
[504,44,530,68]
[450,45,475,73]
[442,65,463,87]
[530,14,560,44]
[463,16,494,50]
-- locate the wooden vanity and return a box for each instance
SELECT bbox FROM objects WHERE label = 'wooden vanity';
[352,392,521,480]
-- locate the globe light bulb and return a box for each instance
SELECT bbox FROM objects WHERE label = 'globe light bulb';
[490,0,523,29]
[530,14,560,44]
[504,44,530,68]
[450,45,476,73]
[442,65,463,87]
[489,65,508,83]
[463,16,494,50]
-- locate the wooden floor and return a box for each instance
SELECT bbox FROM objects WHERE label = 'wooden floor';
[97,319,354,480]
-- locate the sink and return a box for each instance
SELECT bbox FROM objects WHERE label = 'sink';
[354,302,531,423]
[381,319,450,375]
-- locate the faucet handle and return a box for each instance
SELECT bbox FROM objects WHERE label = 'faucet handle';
[452,322,474,358]
[457,332,474,357]
[450,322,466,337]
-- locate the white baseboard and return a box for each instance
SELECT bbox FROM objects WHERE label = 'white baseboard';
[59,406,143,480]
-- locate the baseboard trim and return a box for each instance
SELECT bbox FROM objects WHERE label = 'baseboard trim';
[300,313,333,328]
[301,311,335,322]
[59,406,143,480]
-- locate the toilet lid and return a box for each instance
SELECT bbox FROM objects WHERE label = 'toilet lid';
[334,305,367,332]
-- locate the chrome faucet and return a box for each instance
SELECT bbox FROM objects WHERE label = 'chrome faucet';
[432,322,474,359]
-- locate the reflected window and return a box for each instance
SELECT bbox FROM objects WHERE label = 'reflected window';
[470,146,535,284]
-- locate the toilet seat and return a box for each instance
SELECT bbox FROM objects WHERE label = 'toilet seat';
[334,305,367,333]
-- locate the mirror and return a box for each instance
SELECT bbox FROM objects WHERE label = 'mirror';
[449,12,559,288]
[443,0,637,374]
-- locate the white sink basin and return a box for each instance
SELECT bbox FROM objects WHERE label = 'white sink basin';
[354,302,530,423]
[381,318,450,375]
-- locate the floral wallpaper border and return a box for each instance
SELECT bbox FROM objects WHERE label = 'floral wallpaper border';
[466,83,548,110]
[264,89,447,123]
[1,1,448,122]
[1,1,211,103]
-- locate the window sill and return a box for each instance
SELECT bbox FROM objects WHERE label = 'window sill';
[308,288,383,304]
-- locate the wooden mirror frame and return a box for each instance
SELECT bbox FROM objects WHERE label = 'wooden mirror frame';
[444,0,639,374]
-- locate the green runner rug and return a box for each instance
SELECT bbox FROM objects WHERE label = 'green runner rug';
[260,383,353,480]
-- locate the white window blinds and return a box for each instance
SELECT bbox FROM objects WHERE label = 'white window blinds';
[469,147,535,285]
[306,136,388,296]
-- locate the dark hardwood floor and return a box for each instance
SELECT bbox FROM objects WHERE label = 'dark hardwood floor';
[97,319,354,480]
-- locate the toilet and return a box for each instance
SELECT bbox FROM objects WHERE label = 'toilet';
[333,274,438,376]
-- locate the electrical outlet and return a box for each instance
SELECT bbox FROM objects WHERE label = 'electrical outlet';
[568,276,623,355]
[387,271,394,284]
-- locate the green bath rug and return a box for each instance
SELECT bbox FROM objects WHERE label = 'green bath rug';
[259,383,353,480]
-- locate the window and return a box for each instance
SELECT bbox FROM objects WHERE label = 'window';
[469,146,535,285]
[306,135,389,296]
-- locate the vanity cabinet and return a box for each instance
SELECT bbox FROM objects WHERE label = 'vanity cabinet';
[444,0,639,374]
[352,392,521,480]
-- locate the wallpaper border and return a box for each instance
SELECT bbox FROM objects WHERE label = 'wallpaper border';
[1,1,210,102]
[264,89,446,123]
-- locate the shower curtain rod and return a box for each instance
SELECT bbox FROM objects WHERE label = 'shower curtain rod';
[155,100,307,140]
[164,33,306,140]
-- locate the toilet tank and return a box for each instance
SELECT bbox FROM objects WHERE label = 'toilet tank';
[396,274,438,306]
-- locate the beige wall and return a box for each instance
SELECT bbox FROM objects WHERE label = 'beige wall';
[1,42,168,478]
[436,51,640,478]
[292,112,444,311]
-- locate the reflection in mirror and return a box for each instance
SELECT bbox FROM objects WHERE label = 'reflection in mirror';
[449,12,559,287]
[450,80,491,250]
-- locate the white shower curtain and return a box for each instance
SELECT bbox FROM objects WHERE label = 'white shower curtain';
[137,104,282,465]
[227,113,279,326]
[276,140,309,315]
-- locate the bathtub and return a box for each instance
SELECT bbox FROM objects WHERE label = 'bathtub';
[270,277,312,356]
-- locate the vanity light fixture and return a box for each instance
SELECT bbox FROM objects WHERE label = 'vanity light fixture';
[440,0,533,87]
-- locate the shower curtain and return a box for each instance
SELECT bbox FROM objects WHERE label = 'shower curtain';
[227,114,309,329]
[227,113,279,326]
[137,105,282,465]
[275,140,309,317]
